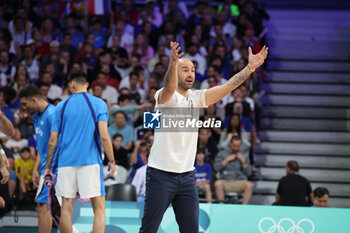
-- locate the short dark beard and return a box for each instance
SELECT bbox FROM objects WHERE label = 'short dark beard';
[178,80,191,91]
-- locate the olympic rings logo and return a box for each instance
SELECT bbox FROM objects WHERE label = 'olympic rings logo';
[258,217,315,233]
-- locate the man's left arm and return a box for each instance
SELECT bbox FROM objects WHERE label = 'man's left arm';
[205,46,268,106]
[98,121,116,176]
[44,131,58,174]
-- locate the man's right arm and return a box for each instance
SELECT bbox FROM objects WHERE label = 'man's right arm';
[0,153,9,184]
[32,153,40,187]
[0,111,14,137]
[158,41,184,104]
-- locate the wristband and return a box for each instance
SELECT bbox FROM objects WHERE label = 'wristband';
[0,149,5,155]
[247,64,255,72]
[109,160,115,163]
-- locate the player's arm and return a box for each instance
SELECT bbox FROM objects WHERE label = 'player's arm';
[0,152,9,184]
[0,110,14,137]
[44,131,58,174]
[32,153,40,187]
[98,121,116,176]
[158,41,184,104]
[205,46,268,106]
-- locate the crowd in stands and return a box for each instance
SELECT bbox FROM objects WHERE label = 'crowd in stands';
[0,0,329,215]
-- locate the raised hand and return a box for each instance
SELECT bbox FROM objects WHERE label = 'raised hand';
[170,41,184,62]
[248,46,268,70]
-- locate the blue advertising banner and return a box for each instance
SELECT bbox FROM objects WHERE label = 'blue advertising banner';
[72,201,350,233]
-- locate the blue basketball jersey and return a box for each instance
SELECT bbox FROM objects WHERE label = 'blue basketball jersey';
[51,93,108,167]
[33,104,57,175]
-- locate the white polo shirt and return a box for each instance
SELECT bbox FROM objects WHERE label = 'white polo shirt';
[148,88,208,173]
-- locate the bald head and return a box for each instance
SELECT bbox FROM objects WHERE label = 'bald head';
[178,58,193,66]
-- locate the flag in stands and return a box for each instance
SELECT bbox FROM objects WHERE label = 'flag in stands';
[87,0,111,15]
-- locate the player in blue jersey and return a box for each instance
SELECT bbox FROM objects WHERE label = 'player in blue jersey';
[19,85,56,233]
[45,70,116,233]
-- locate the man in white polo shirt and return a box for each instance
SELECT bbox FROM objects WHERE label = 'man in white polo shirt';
[139,42,268,233]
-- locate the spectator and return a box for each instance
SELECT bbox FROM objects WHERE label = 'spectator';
[13,65,30,88]
[164,0,189,19]
[209,24,230,53]
[199,104,222,143]
[14,102,28,126]
[194,151,212,203]
[130,33,154,66]
[75,43,97,72]
[32,30,50,60]
[215,11,237,38]
[40,18,57,44]
[5,128,28,160]
[113,9,134,38]
[108,111,134,151]
[220,114,251,148]
[128,71,146,104]
[244,25,262,54]
[2,86,20,113]
[38,72,62,100]
[197,128,218,163]
[201,65,226,90]
[20,45,40,83]
[16,113,35,139]
[60,33,77,61]
[39,84,51,103]
[187,1,206,30]
[107,20,134,53]
[240,85,255,114]
[9,17,32,47]
[129,140,149,183]
[145,0,163,28]
[313,187,329,208]
[94,72,119,105]
[13,73,28,96]
[42,40,60,68]
[103,134,129,171]
[0,50,15,86]
[191,27,208,57]
[15,147,34,201]
[147,45,166,73]
[151,62,166,84]
[131,162,147,201]
[63,15,85,49]
[107,34,128,64]
[183,43,206,75]
[89,19,107,49]
[131,139,153,201]
[275,160,313,206]
[118,0,139,25]
[214,136,253,204]
[54,49,71,86]
[232,35,244,62]
[0,93,14,124]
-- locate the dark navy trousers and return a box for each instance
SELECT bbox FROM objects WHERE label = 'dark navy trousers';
[139,166,199,233]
